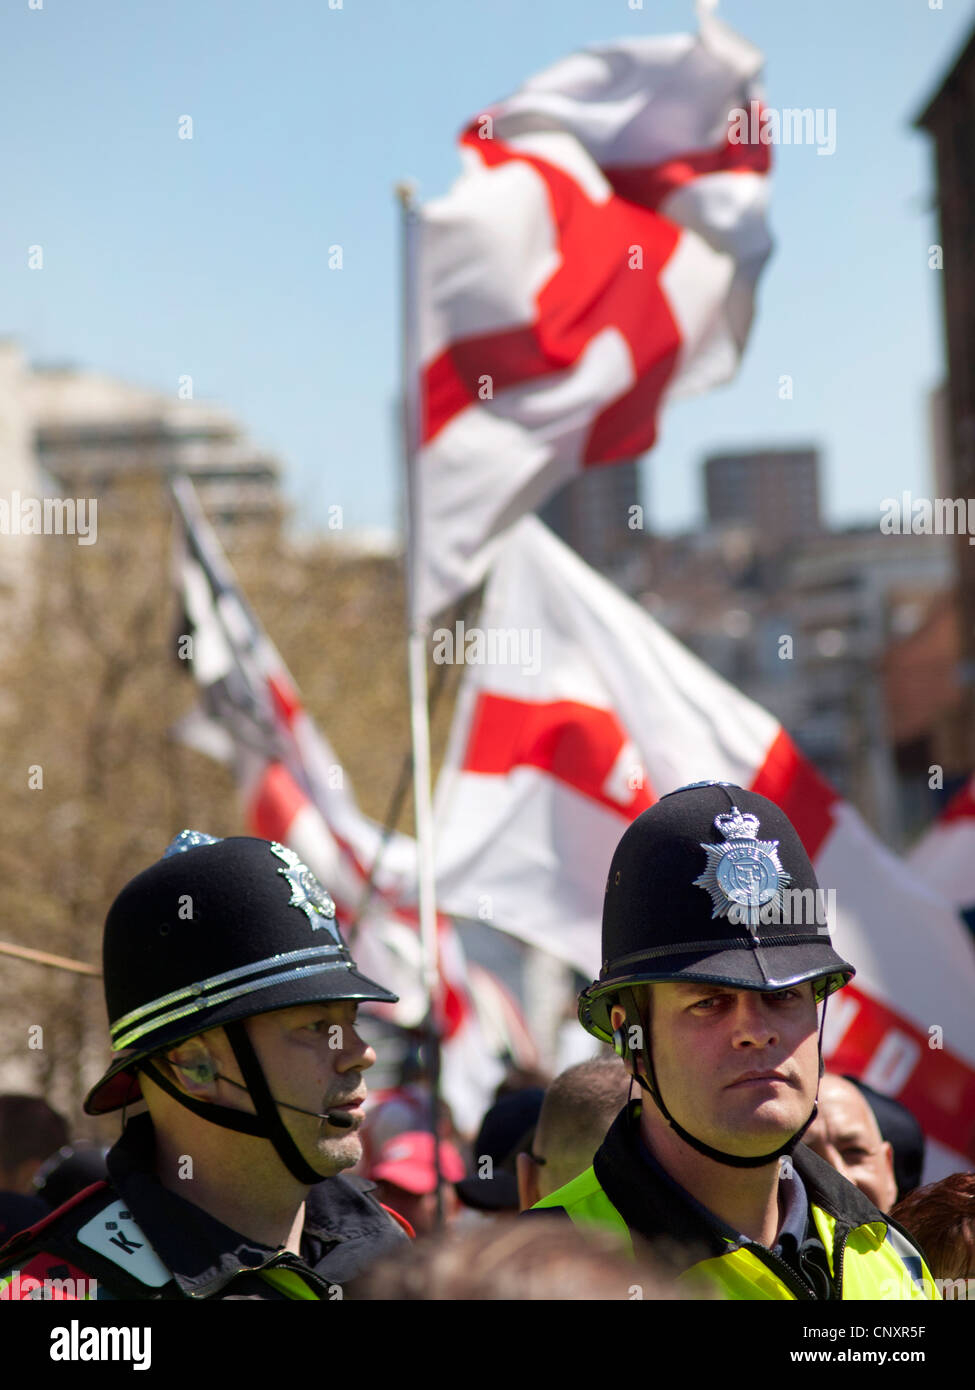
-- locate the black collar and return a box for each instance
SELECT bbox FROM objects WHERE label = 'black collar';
[594,1103,730,1266]
[788,1139,889,1231]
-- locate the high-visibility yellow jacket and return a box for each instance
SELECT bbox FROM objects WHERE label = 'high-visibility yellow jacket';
[531,1103,939,1301]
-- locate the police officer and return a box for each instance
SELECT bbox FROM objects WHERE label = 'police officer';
[531,784,939,1301]
[0,831,410,1300]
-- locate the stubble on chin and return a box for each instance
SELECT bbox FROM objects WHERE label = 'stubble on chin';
[311,1131,362,1176]
[714,1088,812,1147]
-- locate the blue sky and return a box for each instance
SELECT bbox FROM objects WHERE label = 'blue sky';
[2,0,973,536]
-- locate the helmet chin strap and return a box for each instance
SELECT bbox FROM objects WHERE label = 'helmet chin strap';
[141,1021,333,1186]
[621,986,829,1169]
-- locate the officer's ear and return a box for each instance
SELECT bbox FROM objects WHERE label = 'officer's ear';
[516,1150,541,1212]
[158,1037,220,1097]
[609,995,649,1081]
[609,1003,628,1048]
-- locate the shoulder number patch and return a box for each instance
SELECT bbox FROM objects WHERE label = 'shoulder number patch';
[76,1200,171,1288]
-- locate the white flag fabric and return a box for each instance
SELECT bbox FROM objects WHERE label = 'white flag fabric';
[172,479,504,1133]
[413,13,772,620]
[433,517,975,1175]
[907,775,975,929]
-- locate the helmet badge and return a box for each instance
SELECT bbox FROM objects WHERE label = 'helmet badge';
[270,843,341,939]
[693,806,790,937]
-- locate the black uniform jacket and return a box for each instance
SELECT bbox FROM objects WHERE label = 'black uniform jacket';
[0,1192,49,1245]
[0,1113,408,1300]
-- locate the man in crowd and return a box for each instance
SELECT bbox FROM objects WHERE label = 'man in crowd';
[368,1130,466,1237]
[0,1095,68,1243]
[456,1088,544,1216]
[847,1076,925,1202]
[0,830,408,1300]
[803,1073,898,1213]
[530,783,939,1301]
[0,1096,68,1197]
[517,1056,631,1211]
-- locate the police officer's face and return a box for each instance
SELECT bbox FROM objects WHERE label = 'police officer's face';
[622,981,820,1157]
[234,1000,376,1175]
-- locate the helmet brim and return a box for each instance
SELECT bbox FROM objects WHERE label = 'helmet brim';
[579,939,854,1044]
[83,965,399,1115]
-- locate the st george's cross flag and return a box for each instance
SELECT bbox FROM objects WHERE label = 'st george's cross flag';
[412,12,772,619]
[432,517,975,1176]
[907,774,975,940]
[170,478,504,1132]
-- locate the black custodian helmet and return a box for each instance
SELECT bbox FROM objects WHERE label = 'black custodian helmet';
[578,782,855,1168]
[83,831,398,1183]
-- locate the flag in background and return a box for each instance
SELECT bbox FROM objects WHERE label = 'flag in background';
[432,517,975,1176]
[413,11,772,619]
[170,477,506,1134]
[907,774,975,939]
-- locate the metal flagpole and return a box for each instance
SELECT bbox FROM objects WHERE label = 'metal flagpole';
[396,179,445,1225]
[348,593,467,939]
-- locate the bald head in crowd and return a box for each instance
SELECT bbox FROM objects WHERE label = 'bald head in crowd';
[517,1056,631,1212]
[803,1073,898,1213]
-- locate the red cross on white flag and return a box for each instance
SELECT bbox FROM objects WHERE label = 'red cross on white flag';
[432,518,975,1177]
[411,13,772,620]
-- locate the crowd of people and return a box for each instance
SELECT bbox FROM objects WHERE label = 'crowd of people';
[2,1056,972,1301]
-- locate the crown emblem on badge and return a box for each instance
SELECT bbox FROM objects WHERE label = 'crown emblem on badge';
[714,807,761,841]
[693,806,790,937]
[270,843,341,939]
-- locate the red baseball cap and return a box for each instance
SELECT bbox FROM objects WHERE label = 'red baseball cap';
[368,1131,466,1196]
